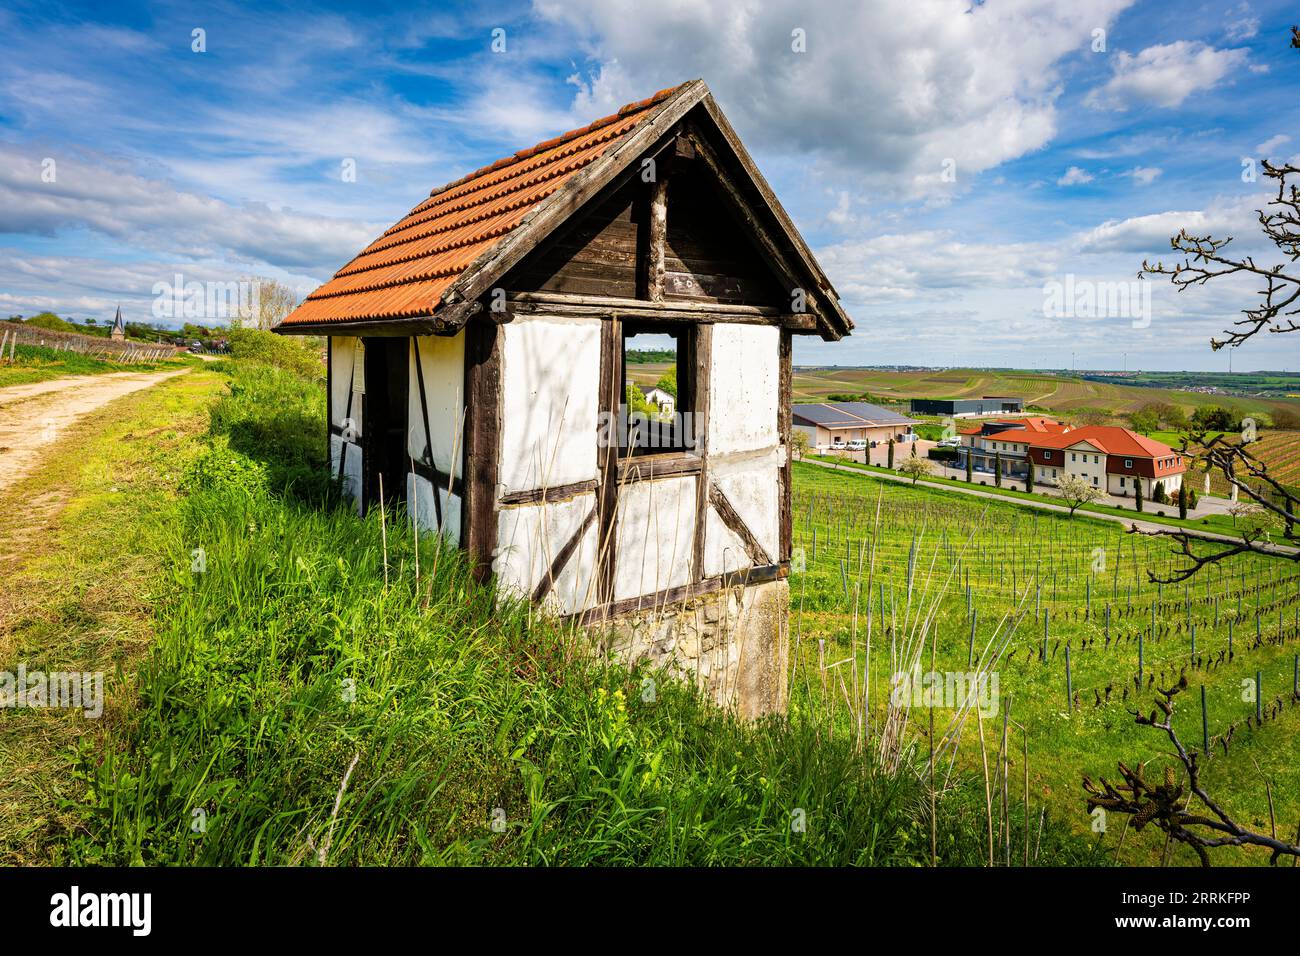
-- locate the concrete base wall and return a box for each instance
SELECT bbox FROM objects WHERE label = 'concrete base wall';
[587,579,789,719]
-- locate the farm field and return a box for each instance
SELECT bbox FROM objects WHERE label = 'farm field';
[789,462,1300,866]
[1144,429,1300,497]
[788,366,1300,424]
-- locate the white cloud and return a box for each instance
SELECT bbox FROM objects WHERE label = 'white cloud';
[0,144,379,273]
[1255,134,1290,156]
[1085,41,1249,110]
[1123,166,1162,185]
[1072,197,1259,255]
[816,230,1057,304]
[1225,4,1259,41]
[1057,166,1094,186]
[535,0,1135,193]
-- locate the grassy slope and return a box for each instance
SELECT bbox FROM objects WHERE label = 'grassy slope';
[8,355,1096,866]
[0,368,219,863]
[789,367,1300,422]
[790,462,1300,866]
[0,343,189,388]
[806,454,1248,536]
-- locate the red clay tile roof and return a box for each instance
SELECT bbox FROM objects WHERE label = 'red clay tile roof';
[1022,425,1177,458]
[279,85,685,328]
[1008,416,1070,434]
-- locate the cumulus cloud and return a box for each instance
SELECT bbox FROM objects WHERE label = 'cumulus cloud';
[1085,41,1249,110]
[1071,197,1259,255]
[0,251,322,322]
[1057,166,1094,186]
[815,230,1058,303]
[535,0,1134,193]
[0,145,380,273]
[1123,166,1162,185]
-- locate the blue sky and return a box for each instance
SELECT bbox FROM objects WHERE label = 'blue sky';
[1,0,1297,371]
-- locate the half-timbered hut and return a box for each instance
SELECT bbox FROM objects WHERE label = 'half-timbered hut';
[275,80,852,715]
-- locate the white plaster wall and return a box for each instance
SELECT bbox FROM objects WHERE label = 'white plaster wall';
[330,336,360,432]
[707,324,778,456]
[704,451,780,577]
[613,476,697,602]
[1063,442,1107,490]
[406,472,463,542]
[495,493,600,615]
[499,316,601,494]
[329,336,363,511]
[406,333,465,474]
[331,434,362,505]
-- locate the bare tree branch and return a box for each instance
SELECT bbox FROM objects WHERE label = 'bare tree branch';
[1083,679,1300,866]
[1141,161,1300,350]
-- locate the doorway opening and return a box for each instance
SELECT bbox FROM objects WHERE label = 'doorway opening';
[361,337,410,513]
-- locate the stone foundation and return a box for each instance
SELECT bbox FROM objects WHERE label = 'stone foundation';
[588,580,789,718]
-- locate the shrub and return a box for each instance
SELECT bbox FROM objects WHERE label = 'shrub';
[24,311,76,332]
[228,327,324,380]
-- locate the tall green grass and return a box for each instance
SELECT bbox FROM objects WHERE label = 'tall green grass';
[67,359,1102,866]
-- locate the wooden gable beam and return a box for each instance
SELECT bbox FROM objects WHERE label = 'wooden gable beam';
[647,161,669,303]
[694,93,853,340]
[682,124,820,323]
[436,82,709,330]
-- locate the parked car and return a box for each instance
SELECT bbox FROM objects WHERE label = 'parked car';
[937,437,961,448]
[844,439,867,451]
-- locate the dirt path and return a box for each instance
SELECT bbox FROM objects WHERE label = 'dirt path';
[0,369,187,491]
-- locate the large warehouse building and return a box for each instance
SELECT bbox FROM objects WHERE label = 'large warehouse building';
[910,396,1023,416]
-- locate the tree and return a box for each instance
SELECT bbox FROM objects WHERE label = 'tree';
[1131,55,1300,578]
[1271,408,1300,429]
[1228,500,1263,529]
[1129,405,1160,434]
[790,430,810,461]
[964,449,973,482]
[25,311,75,332]
[1134,478,1143,513]
[1153,480,1167,504]
[625,384,657,418]
[1073,407,1110,427]
[242,278,301,330]
[1142,158,1300,351]
[1057,474,1103,518]
[887,438,895,469]
[1191,404,1235,432]
[993,452,1002,488]
[1025,462,1035,493]
[899,455,934,484]
[1178,484,1188,520]
[655,366,678,400]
